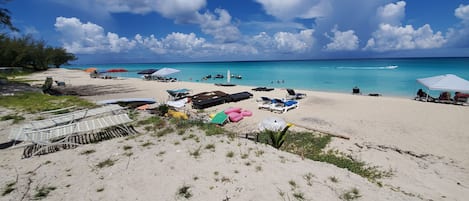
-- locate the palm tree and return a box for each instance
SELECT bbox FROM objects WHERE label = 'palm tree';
[0,0,18,32]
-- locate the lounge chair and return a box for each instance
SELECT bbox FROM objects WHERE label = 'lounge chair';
[210,111,229,125]
[8,104,125,141]
[270,98,298,113]
[286,89,306,99]
[257,97,273,110]
[414,89,434,102]
[12,113,136,157]
[167,88,191,100]
[435,91,453,104]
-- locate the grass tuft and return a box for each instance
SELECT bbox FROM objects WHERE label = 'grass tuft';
[176,184,192,199]
[340,188,361,200]
[34,186,56,199]
[0,114,25,124]
[2,181,16,196]
[80,149,96,155]
[96,158,117,168]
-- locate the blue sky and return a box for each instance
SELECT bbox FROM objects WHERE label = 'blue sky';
[5,0,469,63]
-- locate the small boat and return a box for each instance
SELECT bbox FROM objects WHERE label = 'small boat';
[231,75,242,79]
[215,83,236,87]
[214,74,224,79]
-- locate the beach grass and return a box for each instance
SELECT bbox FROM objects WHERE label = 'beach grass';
[34,186,56,199]
[258,131,390,181]
[0,92,94,113]
[0,114,25,124]
[1,181,16,196]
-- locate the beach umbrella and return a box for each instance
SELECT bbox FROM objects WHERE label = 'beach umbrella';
[107,68,128,73]
[84,67,97,73]
[258,117,287,132]
[137,69,158,75]
[152,67,180,77]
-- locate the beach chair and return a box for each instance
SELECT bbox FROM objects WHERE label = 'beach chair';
[286,89,306,99]
[270,99,298,113]
[414,89,434,102]
[257,97,273,110]
[167,88,191,100]
[210,111,229,125]
[12,113,136,157]
[8,104,124,142]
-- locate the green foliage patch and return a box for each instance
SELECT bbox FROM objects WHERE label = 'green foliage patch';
[0,92,94,113]
[258,131,390,181]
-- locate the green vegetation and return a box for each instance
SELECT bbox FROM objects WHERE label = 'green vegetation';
[226,151,234,158]
[34,186,56,200]
[189,146,202,159]
[0,114,24,124]
[80,149,96,155]
[340,188,361,201]
[0,92,94,113]
[176,185,192,199]
[96,158,117,168]
[122,145,132,151]
[0,34,76,70]
[1,181,16,196]
[264,124,292,149]
[258,131,390,181]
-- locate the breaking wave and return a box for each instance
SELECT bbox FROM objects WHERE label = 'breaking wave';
[336,65,398,70]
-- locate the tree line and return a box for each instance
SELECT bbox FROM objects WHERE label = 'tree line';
[0,0,77,70]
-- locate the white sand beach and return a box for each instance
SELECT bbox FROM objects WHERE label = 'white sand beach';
[1,68,468,200]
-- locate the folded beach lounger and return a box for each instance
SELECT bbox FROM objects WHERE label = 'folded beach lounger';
[229,91,253,102]
[270,99,298,113]
[252,87,274,91]
[8,104,124,141]
[210,111,229,125]
[11,113,136,156]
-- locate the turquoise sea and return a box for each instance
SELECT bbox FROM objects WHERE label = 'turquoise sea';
[68,57,469,98]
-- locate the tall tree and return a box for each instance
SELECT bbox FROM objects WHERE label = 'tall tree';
[0,0,18,32]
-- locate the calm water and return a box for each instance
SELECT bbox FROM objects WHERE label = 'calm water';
[68,58,469,97]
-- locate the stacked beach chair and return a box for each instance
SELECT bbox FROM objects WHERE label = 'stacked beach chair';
[8,104,137,158]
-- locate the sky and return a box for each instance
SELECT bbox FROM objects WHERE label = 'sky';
[4,0,469,64]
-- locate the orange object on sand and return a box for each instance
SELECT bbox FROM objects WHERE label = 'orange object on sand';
[85,67,97,73]
[136,104,149,110]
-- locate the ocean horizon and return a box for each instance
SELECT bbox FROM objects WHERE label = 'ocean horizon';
[67,57,469,98]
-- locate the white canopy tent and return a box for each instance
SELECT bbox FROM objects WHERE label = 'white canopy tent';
[151,67,180,77]
[417,74,469,92]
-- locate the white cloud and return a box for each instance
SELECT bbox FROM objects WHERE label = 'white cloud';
[251,29,315,53]
[364,24,446,52]
[51,0,206,16]
[376,1,406,26]
[55,17,136,54]
[254,0,325,20]
[196,9,241,43]
[455,4,469,24]
[134,32,206,55]
[324,26,359,51]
